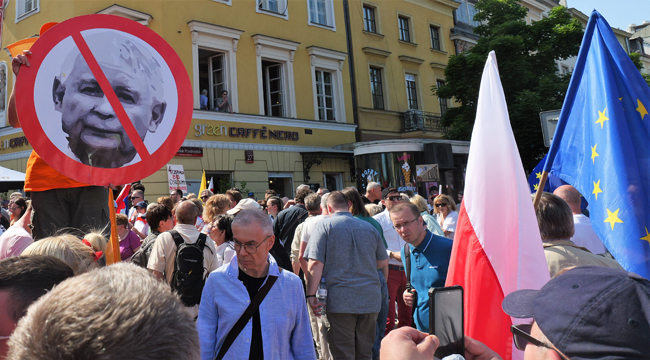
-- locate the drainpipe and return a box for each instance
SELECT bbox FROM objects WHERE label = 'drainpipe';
[343,0,360,143]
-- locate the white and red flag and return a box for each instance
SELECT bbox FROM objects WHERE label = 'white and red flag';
[208,177,214,193]
[445,51,550,360]
[115,184,131,215]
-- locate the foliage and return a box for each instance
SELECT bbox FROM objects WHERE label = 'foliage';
[629,52,644,71]
[434,0,583,171]
[643,73,650,88]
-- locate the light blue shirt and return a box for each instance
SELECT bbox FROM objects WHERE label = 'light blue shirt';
[197,253,315,360]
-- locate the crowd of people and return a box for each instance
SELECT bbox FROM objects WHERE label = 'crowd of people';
[0,178,647,360]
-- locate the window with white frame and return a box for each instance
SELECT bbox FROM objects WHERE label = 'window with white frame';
[258,0,287,15]
[430,25,441,50]
[363,5,377,33]
[308,46,347,122]
[436,80,449,116]
[308,0,334,27]
[263,61,285,117]
[315,70,335,121]
[188,21,243,112]
[398,16,411,42]
[253,34,299,118]
[16,0,39,21]
[405,74,418,110]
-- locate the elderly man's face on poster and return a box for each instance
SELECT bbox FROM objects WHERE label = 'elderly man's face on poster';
[52,32,166,168]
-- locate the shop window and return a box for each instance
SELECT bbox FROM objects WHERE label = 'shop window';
[308,0,335,28]
[206,172,233,194]
[268,173,294,198]
[437,80,449,116]
[198,49,227,111]
[370,67,384,110]
[315,70,335,121]
[406,74,418,110]
[16,0,39,21]
[323,173,343,192]
[263,61,285,117]
[430,25,441,50]
[363,5,377,33]
[398,16,411,42]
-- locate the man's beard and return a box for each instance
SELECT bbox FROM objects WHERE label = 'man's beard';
[67,134,137,168]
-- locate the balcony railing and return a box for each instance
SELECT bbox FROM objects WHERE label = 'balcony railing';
[402,110,449,133]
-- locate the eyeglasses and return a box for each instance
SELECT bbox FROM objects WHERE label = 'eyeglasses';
[387,196,402,202]
[394,218,417,230]
[10,207,20,211]
[201,196,209,200]
[233,235,272,254]
[436,203,448,208]
[511,325,571,360]
[130,196,142,200]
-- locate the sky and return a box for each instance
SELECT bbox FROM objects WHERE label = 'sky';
[565,0,650,32]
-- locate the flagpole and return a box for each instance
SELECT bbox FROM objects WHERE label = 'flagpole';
[106,188,121,265]
[532,171,548,208]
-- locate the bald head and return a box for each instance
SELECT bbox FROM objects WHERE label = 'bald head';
[175,200,199,225]
[553,185,582,214]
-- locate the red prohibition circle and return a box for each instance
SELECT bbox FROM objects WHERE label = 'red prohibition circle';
[15,14,193,186]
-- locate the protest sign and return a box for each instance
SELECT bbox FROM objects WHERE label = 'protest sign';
[167,164,187,194]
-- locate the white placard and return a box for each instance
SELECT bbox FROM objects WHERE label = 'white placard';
[167,164,187,193]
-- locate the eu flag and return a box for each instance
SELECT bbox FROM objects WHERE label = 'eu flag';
[544,11,650,278]
[527,154,566,194]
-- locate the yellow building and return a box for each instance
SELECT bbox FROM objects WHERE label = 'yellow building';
[0,0,357,201]
[345,0,469,198]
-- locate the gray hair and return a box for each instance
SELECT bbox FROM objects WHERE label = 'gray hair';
[366,182,380,191]
[320,193,330,210]
[536,192,575,240]
[296,184,310,192]
[8,263,199,360]
[232,209,272,235]
[304,193,322,212]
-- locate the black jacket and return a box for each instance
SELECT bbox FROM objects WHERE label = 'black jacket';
[271,204,308,271]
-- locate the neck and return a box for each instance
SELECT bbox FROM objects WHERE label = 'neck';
[118,228,129,239]
[240,261,270,278]
[411,232,427,247]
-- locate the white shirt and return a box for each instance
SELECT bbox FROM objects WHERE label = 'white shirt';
[373,209,405,266]
[437,211,459,240]
[572,214,607,254]
[300,215,327,244]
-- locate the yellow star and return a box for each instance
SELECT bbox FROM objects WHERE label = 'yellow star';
[637,99,648,120]
[619,97,623,101]
[535,172,542,179]
[592,179,603,201]
[641,228,650,244]
[591,144,599,164]
[533,183,539,191]
[595,107,609,129]
[604,208,623,230]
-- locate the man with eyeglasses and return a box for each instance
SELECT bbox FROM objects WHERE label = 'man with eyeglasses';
[197,209,315,360]
[381,265,650,360]
[373,187,411,333]
[128,189,145,224]
[148,200,218,319]
[389,202,452,333]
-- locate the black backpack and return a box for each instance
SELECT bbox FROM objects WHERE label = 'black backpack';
[131,233,158,268]
[169,230,210,307]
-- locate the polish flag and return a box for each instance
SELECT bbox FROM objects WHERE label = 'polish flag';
[115,184,131,215]
[208,177,214,193]
[445,52,550,360]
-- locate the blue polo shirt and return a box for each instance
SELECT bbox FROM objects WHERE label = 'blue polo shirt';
[400,229,453,332]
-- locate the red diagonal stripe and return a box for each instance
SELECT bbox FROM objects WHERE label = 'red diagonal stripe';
[71,32,150,162]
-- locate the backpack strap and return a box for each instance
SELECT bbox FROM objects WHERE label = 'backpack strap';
[215,275,279,360]
[170,230,184,248]
[197,233,213,254]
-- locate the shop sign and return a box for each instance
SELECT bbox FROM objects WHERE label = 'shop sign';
[416,164,439,182]
[361,169,379,189]
[175,147,203,157]
[0,136,29,150]
[167,164,187,193]
[194,124,299,141]
[245,150,254,163]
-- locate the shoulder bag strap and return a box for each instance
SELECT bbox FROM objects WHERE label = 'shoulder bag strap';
[403,243,411,287]
[215,275,279,360]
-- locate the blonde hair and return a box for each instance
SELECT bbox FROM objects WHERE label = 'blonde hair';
[365,204,383,217]
[186,193,197,200]
[410,195,429,213]
[21,234,98,275]
[203,194,231,223]
[433,194,457,214]
[84,231,107,253]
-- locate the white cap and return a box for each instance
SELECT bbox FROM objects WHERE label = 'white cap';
[227,198,262,215]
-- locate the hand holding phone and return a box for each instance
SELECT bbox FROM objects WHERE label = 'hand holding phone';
[429,286,464,358]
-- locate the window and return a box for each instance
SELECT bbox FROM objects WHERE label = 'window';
[198,50,227,110]
[406,74,418,110]
[437,80,449,116]
[398,16,411,42]
[561,65,570,75]
[258,0,287,15]
[315,70,335,121]
[370,67,384,110]
[430,26,441,50]
[363,5,377,33]
[263,61,285,117]
[16,0,39,21]
[308,0,334,27]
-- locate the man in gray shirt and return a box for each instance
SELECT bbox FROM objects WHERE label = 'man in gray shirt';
[305,191,389,360]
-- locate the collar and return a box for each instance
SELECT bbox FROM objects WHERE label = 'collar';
[413,230,434,253]
[332,211,353,217]
[294,204,307,210]
[543,239,591,252]
[227,253,281,278]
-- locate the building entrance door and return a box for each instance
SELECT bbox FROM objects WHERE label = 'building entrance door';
[323,173,342,192]
[268,172,294,198]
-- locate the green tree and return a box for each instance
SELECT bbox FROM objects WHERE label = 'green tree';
[629,52,644,71]
[434,0,583,171]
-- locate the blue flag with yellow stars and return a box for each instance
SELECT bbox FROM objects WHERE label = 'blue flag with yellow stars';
[544,11,650,278]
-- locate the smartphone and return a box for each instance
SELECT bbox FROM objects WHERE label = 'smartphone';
[429,286,464,359]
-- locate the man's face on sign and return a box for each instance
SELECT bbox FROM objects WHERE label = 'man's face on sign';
[52,34,166,168]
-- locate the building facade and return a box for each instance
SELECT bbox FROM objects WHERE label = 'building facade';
[0,0,359,201]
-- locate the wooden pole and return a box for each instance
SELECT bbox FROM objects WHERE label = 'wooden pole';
[532,171,549,209]
[105,188,121,265]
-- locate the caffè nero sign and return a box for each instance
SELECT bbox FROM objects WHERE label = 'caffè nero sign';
[194,123,299,141]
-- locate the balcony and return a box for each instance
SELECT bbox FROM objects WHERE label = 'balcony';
[402,110,449,133]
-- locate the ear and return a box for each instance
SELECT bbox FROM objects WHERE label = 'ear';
[267,234,275,249]
[147,101,167,132]
[381,199,386,206]
[52,77,65,110]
